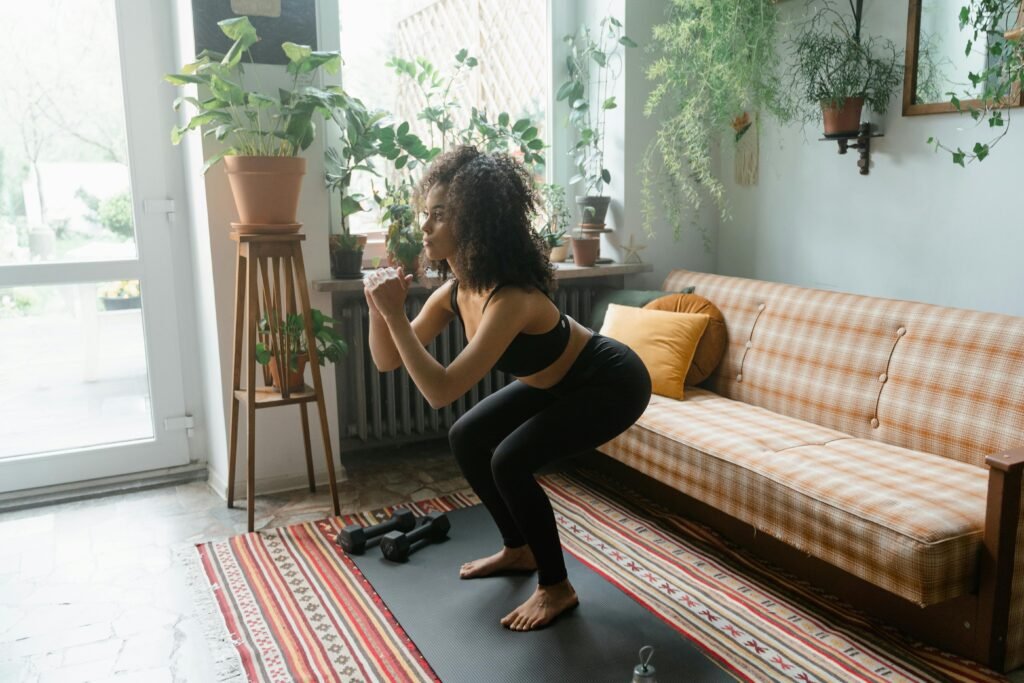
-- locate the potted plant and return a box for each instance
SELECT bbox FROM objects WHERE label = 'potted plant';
[641,0,788,247]
[929,0,1024,165]
[97,280,141,311]
[537,183,571,262]
[167,16,341,227]
[376,179,424,278]
[789,1,903,136]
[325,93,436,278]
[255,309,347,392]
[558,16,636,230]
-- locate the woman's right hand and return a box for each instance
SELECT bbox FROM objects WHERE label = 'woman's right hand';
[364,283,381,316]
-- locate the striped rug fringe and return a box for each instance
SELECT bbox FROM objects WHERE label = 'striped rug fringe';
[174,543,247,682]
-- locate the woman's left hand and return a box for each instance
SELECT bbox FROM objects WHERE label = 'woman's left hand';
[369,266,414,319]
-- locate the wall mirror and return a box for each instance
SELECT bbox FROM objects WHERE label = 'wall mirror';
[903,0,1024,115]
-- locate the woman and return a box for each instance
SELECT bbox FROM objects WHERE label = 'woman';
[364,146,651,632]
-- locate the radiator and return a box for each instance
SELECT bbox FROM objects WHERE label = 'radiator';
[332,281,605,452]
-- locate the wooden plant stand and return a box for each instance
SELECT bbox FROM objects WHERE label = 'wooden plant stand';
[227,232,340,532]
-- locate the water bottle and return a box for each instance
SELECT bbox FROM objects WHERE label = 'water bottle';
[631,645,657,682]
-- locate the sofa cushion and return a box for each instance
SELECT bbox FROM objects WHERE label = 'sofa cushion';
[644,293,727,386]
[598,388,988,606]
[599,304,709,400]
[589,286,695,333]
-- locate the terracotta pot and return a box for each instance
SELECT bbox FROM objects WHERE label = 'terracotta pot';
[224,156,306,225]
[821,97,864,136]
[268,353,307,393]
[571,236,600,267]
[549,241,570,263]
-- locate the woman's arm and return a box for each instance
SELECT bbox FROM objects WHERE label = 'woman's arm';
[372,284,528,409]
[366,274,456,373]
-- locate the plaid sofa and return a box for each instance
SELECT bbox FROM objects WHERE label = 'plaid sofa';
[598,269,1024,671]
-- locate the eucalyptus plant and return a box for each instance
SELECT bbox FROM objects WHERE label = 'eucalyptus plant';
[929,0,1024,165]
[166,16,341,172]
[641,0,789,245]
[788,1,903,121]
[558,16,636,197]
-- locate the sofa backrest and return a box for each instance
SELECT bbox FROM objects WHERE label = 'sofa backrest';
[664,270,1024,468]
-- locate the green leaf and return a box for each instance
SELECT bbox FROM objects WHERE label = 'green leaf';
[512,118,530,133]
[555,81,576,101]
[164,73,206,86]
[456,48,468,63]
[591,51,606,67]
[340,195,364,217]
[255,343,271,365]
[170,126,186,145]
[521,126,538,141]
[601,169,611,183]
[619,36,638,48]
[952,149,966,167]
[973,142,989,161]
[498,112,510,127]
[465,57,478,67]
[527,138,544,150]
[602,97,617,110]
[282,42,312,64]
[202,150,229,174]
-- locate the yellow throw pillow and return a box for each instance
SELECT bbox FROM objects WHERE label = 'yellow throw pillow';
[599,304,710,400]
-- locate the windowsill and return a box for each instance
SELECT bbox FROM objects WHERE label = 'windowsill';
[313,261,653,294]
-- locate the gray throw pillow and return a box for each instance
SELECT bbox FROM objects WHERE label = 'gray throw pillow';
[589,287,696,332]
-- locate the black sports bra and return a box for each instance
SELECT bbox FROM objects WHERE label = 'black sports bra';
[449,280,570,377]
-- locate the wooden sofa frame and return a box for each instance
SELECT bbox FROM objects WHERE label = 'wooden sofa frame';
[591,445,1024,673]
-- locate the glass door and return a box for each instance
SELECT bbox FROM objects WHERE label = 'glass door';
[0,0,191,492]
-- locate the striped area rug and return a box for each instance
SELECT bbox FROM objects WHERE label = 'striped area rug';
[184,468,1005,682]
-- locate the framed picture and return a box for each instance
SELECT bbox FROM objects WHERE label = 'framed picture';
[192,0,318,65]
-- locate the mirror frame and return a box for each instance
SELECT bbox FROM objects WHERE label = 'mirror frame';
[903,0,1024,115]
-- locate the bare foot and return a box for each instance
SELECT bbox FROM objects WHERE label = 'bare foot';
[500,580,579,631]
[459,545,538,579]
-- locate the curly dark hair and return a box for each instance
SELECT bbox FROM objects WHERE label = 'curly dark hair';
[415,145,554,295]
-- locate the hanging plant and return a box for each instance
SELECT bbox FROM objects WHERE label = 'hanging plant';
[929,0,1024,165]
[641,0,791,248]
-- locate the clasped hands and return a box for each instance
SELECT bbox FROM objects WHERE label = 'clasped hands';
[363,266,414,320]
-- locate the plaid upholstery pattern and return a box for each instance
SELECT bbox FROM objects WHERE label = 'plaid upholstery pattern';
[663,269,1024,468]
[610,270,1024,668]
[599,389,988,606]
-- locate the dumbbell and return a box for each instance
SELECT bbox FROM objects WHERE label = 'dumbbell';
[380,512,451,562]
[336,509,416,554]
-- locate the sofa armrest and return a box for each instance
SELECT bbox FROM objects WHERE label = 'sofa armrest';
[978,446,1024,669]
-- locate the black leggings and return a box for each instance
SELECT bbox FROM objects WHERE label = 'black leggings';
[448,334,652,585]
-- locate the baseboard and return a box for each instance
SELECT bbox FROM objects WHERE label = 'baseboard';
[0,462,210,513]
[206,466,350,502]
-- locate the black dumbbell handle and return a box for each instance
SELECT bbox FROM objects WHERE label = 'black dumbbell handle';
[363,509,416,536]
[404,513,450,543]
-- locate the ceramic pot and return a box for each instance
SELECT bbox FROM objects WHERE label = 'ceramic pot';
[575,195,610,227]
[224,156,306,225]
[549,241,570,263]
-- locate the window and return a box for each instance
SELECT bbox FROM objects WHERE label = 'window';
[338,0,549,234]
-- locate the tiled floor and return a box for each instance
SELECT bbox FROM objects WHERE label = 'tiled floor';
[0,443,475,683]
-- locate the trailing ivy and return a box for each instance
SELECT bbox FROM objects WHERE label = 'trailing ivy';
[642,0,791,246]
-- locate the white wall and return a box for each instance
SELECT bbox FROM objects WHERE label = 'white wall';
[175,0,342,498]
[573,0,716,290]
[718,1,1024,317]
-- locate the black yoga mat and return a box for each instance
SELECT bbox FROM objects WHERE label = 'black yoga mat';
[349,504,735,683]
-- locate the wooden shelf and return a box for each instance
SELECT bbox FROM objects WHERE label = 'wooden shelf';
[234,386,318,408]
